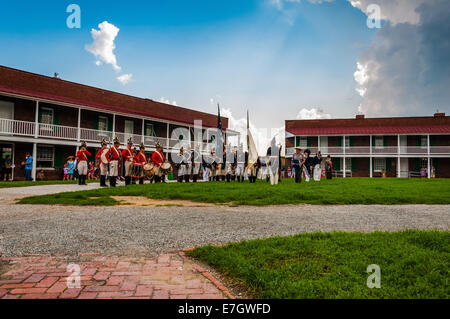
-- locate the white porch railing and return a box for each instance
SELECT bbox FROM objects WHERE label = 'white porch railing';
[80,128,113,143]
[0,118,35,136]
[38,123,78,140]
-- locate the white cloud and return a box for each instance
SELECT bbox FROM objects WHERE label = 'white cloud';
[353,0,450,116]
[348,0,424,25]
[85,21,121,71]
[296,108,332,119]
[159,97,178,106]
[117,73,133,85]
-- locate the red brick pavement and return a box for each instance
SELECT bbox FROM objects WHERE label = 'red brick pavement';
[0,253,231,299]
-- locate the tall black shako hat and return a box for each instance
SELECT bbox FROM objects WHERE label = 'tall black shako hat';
[127,138,133,146]
[113,136,120,145]
[101,139,108,146]
[80,141,87,148]
[139,143,145,150]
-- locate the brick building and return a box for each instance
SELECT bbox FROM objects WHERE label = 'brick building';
[0,65,235,181]
[285,113,450,178]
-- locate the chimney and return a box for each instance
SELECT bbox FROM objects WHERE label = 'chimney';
[356,114,365,120]
[434,112,445,118]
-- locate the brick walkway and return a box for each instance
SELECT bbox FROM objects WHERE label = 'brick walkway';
[0,253,230,299]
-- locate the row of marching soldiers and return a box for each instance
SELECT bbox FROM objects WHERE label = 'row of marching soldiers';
[177,143,258,183]
[76,137,169,187]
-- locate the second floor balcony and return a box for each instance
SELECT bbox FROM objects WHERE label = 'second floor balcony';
[0,117,230,152]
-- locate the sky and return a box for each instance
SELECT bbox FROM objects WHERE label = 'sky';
[0,0,449,153]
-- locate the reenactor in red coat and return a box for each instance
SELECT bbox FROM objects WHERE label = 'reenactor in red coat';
[106,137,121,187]
[121,138,134,186]
[76,141,91,186]
[95,139,109,187]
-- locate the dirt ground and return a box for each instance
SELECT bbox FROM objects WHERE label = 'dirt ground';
[111,196,215,207]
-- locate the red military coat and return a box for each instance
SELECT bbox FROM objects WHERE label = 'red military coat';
[152,150,165,167]
[76,150,91,162]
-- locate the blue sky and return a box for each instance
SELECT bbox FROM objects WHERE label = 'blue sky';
[0,0,377,129]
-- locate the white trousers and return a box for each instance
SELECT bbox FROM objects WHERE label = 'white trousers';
[77,161,88,175]
[203,167,210,181]
[236,163,245,177]
[124,160,133,177]
[192,163,201,175]
[178,164,189,176]
[270,171,279,185]
[100,163,108,176]
[109,160,119,177]
[303,166,310,182]
[314,164,321,182]
[225,163,233,175]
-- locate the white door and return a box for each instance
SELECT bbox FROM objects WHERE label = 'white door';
[0,101,14,135]
[400,135,407,154]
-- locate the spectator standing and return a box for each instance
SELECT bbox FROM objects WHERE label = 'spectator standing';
[24,152,33,181]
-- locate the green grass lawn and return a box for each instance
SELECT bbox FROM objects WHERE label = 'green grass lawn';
[0,180,97,189]
[186,230,450,299]
[17,178,450,206]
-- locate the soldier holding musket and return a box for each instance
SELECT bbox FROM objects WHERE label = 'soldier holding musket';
[191,146,202,183]
[121,138,134,186]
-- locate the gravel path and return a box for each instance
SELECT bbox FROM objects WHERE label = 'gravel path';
[1,202,448,257]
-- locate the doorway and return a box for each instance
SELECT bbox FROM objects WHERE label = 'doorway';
[0,143,14,181]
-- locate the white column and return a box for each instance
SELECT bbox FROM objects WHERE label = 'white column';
[32,142,37,181]
[141,118,145,144]
[166,123,170,150]
[112,114,116,138]
[77,108,81,142]
[397,135,401,178]
[343,135,346,178]
[369,135,373,178]
[34,101,39,138]
[427,135,431,179]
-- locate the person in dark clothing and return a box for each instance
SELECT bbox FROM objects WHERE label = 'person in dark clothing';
[301,149,313,182]
[292,147,303,183]
[312,151,323,181]
[325,155,333,180]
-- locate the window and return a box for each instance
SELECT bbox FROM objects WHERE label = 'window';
[374,158,386,172]
[298,137,308,148]
[420,136,427,149]
[40,107,54,124]
[345,136,350,148]
[98,116,108,132]
[145,123,156,137]
[37,146,54,168]
[375,136,384,148]
[345,158,352,171]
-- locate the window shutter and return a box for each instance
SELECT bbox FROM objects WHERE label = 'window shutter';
[430,136,435,147]
[386,158,392,173]
[94,117,99,130]
[338,137,342,147]
[372,158,374,172]
[383,136,388,147]
[108,118,113,132]
[351,158,357,171]
[38,108,42,123]
[416,136,421,147]
[334,158,341,171]
[53,110,60,126]
[295,137,300,147]
[54,147,64,169]
[307,137,311,148]
[350,137,354,147]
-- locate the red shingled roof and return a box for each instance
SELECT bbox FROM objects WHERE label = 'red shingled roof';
[0,65,228,129]
[286,116,450,135]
